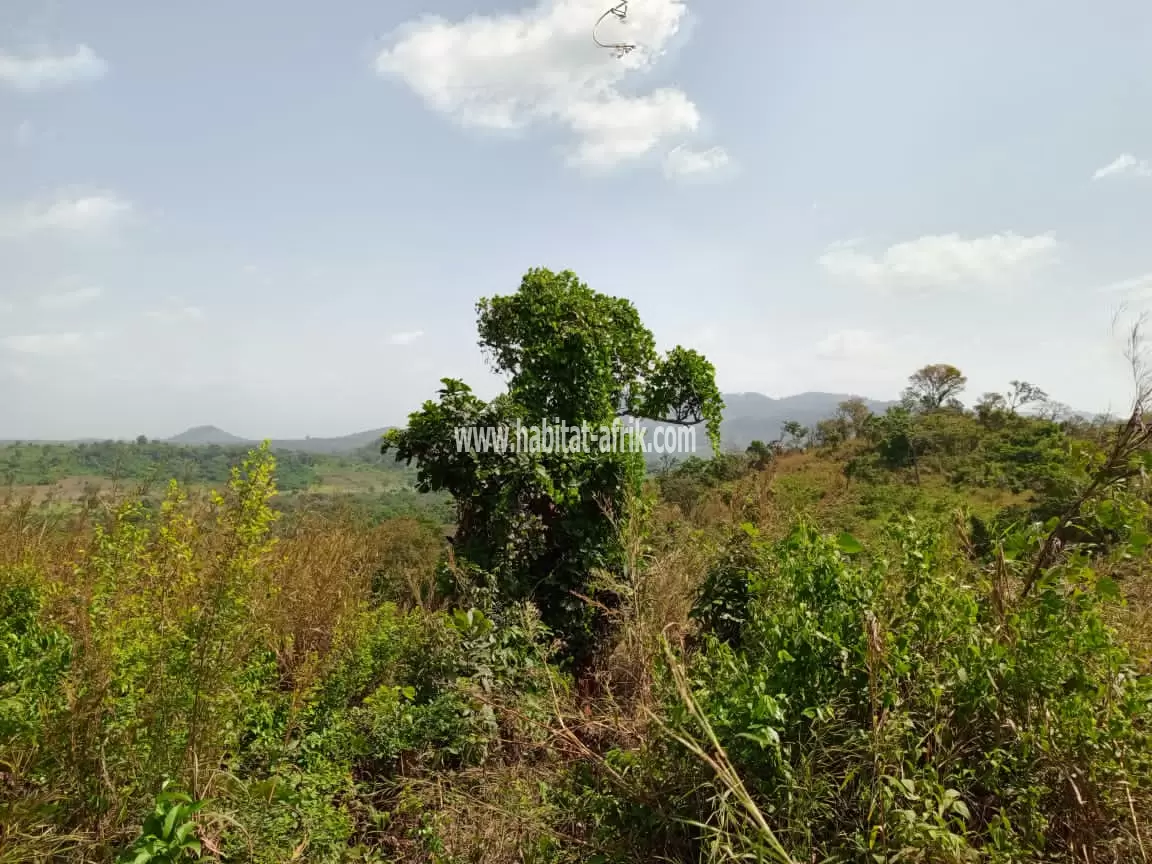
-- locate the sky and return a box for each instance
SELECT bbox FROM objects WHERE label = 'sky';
[1,0,1151,440]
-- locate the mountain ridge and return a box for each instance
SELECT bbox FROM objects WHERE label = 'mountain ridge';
[163,392,897,455]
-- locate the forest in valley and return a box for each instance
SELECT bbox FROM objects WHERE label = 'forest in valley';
[3,268,1151,864]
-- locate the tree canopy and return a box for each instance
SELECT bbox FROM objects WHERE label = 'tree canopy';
[903,363,968,409]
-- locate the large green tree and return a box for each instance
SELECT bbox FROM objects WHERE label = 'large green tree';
[384,268,724,660]
[903,363,967,410]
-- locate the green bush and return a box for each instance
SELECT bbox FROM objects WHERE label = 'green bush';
[641,518,1152,862]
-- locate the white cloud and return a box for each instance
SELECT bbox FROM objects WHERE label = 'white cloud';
[664,144,730,178]
[389,329,425,346]
[1099,272,1152,299]
[815,329,890,361]
[147,306,204,323]
[0,45,106,91]
[1092,153,1152,180]
[40,285,103,309]
[2,331,105,355]
[820,232,1058,290]
[375,0,716,170]
[0,192,133,240]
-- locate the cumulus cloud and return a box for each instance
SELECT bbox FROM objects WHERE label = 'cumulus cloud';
[664,144,730,178]
[0,45,106,91]
[820,233,1058,290]
[2,331,105,355]
[375,0,716,170]
[40,285,103,309]
[0,192,133,240]
[1093,153,1152,180]
[388,329,424,345]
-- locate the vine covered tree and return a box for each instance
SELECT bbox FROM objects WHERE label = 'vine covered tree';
[384,268,724,660]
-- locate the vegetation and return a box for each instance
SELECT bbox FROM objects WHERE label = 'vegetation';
[2,270,1151,863]
[0,439,451,525]
[383,268,724,662]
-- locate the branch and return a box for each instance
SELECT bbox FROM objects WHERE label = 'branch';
[615,410,704,427]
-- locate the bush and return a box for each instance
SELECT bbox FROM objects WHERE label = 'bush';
[649,518,1152,862]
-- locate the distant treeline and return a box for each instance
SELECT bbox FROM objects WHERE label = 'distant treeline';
[0,438,401,492]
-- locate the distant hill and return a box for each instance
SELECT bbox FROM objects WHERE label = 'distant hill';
[266,429,392,454]
[165,393,886,458]
[167,426,248,445]
[22,393,897,455]
[638,391,896,458]
[165,426,392,454]
[717,392,896,451]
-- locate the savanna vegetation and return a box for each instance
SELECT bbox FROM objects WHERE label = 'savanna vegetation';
[3,268,1151,864]
[0,439,453,527]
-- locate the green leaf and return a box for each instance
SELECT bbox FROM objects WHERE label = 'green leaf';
[1096,576,1121,600]
[161,802,182,841]
[836,532,863,554]
[736,727,780,749]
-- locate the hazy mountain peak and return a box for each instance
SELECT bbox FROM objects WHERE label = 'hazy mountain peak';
[167,425,247,445]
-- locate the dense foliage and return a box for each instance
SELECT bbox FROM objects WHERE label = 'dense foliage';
[3,304,1151,864]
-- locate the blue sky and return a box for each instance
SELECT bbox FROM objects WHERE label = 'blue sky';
[2,0,1150,439]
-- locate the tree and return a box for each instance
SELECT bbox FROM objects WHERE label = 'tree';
[812,417,848,448]
[836,397,872,438]
[864,405,920,481]
[975,392,1008,428]
[384,268,724,661]
[781,420,809,450]
[136,435,148,445]
[745,439,775,469]
[1006,380,1048,413]
[903,363,967,410]
[1037,399,1072,422]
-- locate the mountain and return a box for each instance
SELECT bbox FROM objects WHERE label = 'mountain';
[164,393,893,457]
[638,391,897,459]
[717,392,896,451]
[265,429,392,454]
[164,426,392,454]
[167,425,249,445]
